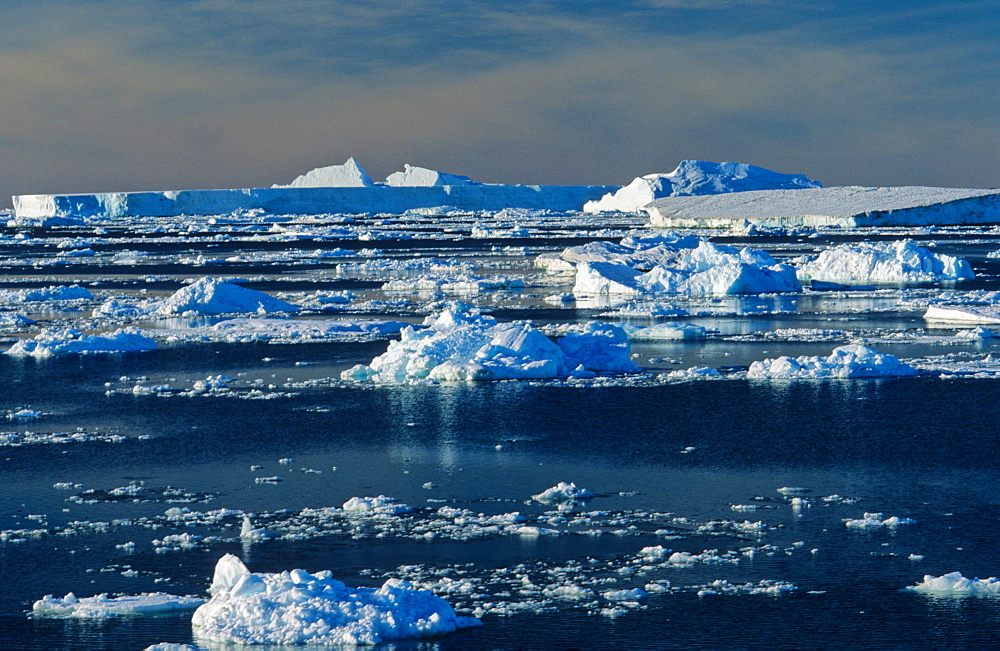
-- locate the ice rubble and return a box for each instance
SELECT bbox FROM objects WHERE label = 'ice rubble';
[191,554,481,645]
[906,572,1000,596]
[844,512,916,529]
[154,318,410,344]
[6,327,157,357]
[32,592,204,618]
[645,185,1000,228]
[747,344,919,379]
[559,236,801,296]
[796,241,974,284]
[584,160,821,213]
[342,308,638,383]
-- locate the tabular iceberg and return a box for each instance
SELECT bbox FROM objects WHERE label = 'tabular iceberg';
[13,159,616,221]
[192,554,481,645]
[585,160,821,214]
[645,185,1000,228]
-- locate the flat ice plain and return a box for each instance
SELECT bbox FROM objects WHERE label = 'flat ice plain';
[5,159,1000,648]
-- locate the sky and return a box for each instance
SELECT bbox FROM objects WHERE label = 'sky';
[1,0,998,207]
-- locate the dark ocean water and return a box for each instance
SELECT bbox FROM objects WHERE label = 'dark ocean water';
[3,343,1000,649]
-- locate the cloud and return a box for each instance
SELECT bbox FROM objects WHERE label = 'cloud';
[1,1,997,206]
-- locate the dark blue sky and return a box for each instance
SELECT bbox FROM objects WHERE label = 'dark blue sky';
[2,1,997,205]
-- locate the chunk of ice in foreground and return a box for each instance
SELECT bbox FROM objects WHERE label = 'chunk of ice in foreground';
[32,592,204,618]
[906,572,1000,596]
[748,345,918,379]
[192,554,481,645]
[532,482,594,503]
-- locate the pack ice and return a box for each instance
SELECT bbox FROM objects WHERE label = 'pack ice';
[747,344,918,379]
[584,160,821,214]
[191,554,481,645]
[342,308,638,383]
[548,235,801,296]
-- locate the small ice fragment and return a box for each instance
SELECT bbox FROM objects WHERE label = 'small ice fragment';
[777,487,812,496]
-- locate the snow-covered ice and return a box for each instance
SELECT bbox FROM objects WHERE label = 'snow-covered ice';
[154,277,298,315]
[747,345,918,379]
[532,482,594,503]
[191,554,481,645]
[274,157,375,188]
[924,304,1000,325]
[906,572,1000,596]
[6,328,156,357]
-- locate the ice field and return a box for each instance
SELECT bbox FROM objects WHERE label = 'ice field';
[5,181,1000,647]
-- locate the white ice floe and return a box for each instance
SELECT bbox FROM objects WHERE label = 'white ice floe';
[906,572,1000,596]
[955,326,996,340]
[154,277,298,315]
[584,161,820,213]
[189,318,409,343]
[572,239,801,297]
[32,592,204,618]
[747,345,918,379]
[342,495,413,515]
[6,327,157,357]
[532,482,594,503]
[627,323,707,340]
[796,241,973,284]
[844,512,916,528]
[191,554,481,645]
[924,304,1000,325]
[341,308,638,383]
[666,366,721,379]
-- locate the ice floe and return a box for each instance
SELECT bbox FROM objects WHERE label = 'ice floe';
[924,304,1000,324]
[532,482,594,503]
[796,241,973,284]
[844,512,916,529]
[747,345,918,379]
[191,554,481,645]
[906,572,1000,596]
[154,277,298,315]
[6,328,157,357]
[32,592,204,618]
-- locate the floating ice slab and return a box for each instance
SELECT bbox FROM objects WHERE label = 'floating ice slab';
[342,309,638,383]
[646,185,1000,228]
[32,592,204,618]
[6,327,157,357]
[155,277,298,315]
[585,161,820,213]
[747,344,918,379]
[906,572,1000,596]
[924,305,1000,324]
[797,241,973,284]
[191,554,480,645]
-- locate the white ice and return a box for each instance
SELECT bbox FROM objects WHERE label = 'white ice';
[532,482,594,503]
[6,327,156,357]
[154,277,298,316]
[191,554,481,645]
[906,572,1000,596]
[274,157,375,188]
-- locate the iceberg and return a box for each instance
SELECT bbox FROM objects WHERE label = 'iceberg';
[385,164,478,187]
[274,157,375,188]
[747,344,918,379]
[13,159,616,219]
[341,308,638,383]
[584,160,821,213]
[191,554,481,645]
[645,185,1000,228]
[796,241,973,284]
[154,277,298,315]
